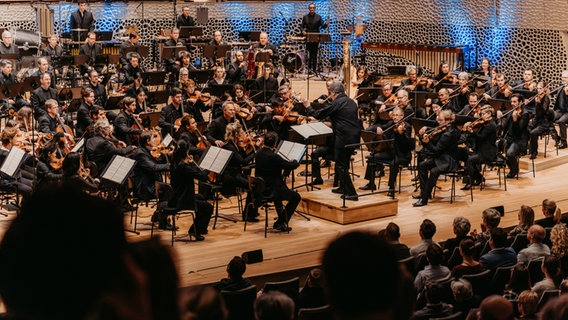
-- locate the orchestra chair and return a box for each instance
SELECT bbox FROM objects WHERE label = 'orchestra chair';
[461,269,492,297]
[431,312,462,320]
[490,265,515,295]
[198,180,239,230]
[124,177,141,235]
[244,176,288,238]
[445,247,462,270]
[151,181,196,246]
[325,155,358,182]
[480,155,507,191]
[398,255,415,276]
[262,277,300,304]
[432,168,473,204]
[537,290,560,311]
[527,257,545,284]
[220,284,257,320]
[539,126,559,159]
[297,305,332,320]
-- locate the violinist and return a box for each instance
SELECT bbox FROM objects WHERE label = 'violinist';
[174,114,205,158]
[38,100,65,136]
[474,57,492,92]
[124,74,146,100]
[529,82,559,160]
[484,73,512,100]
[79,32,102,75]
[428,88,459,114]
[413,110,461,207]
[83,69,108,109]
[454,72,473,112]
[30,73,58,120]
[119,32,140,66]
[114,96,143,146]
[205,101,237,147]
[0,60,28,114]
[61,152,100,194]
[221,122,258,222]
[359,107,414,198]
[433,61,458,91]
[208,31,228,68]
[497,93,529,177]
[121,53,145,86]
[182,79,209,123]
[76,88,97,137]
[397,89,426,118]
[372,82,396,125]
[36,141,64,188]
[207,67,229,87]
[131,130,171,206]
[553,70,568,149]
[16,107,33,133]
[133,87,150,114]
[253,32,279,77]
[401,66,431,92]
[511,69,537,114]
[457,93,481,117]
[226,51,247,84]
[461,106,497,190]
[158,87,188,139]
[253,64,279,100]
[270,85,306,140]
[31,57,57,90]
[349,65,372,99]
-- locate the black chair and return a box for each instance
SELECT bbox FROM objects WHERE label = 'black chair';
[414,254,429,277]
[431,311,463,320]
[480,155,507,191]
[244,176,287,238]
[123,176,141,235]
[510,233,529,253]
[198,179,239,230]
[490,265,515,295]
[462,269,492,297]
[297,305,332,320]
[263,277,300,304]
[151,181,196,246]
[446,247,462,269]
[433,168,473,204]
[527,257,545,284]
[220,284,257,320]
[537,289,560,311]
[399,255,415,276]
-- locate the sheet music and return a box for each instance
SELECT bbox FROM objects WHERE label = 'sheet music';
[71,138,84,153]
[310,122,334,135]
[197,146,233,175]
[101,156,136,184]
[291,122,333,139]
[0,146,25,177]
[277,140,307,163]
[162,134,173,147]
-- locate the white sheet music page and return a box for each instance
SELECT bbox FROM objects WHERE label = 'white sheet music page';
[210,148,232,174]
[198,146,219,171]
[291,123,319,139]
[162,134,173,147]
[278,140,306,162]
[310,122,334,135]
[0,146,25,177]
[71,138,84,153]
[102,156,136,184]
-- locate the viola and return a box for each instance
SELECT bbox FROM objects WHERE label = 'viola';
[195,128,210,150]
[151,144,172,159]
[55,115,75,154]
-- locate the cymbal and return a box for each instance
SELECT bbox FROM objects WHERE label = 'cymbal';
[70,28,89,32]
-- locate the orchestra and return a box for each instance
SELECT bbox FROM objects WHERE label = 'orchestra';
[0,6,566,243]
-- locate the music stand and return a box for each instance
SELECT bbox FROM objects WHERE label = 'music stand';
[106,94,124,110]
[58,87,83,101]
[95,31,113,41]
[188,70,214,85]
[196,146,237,225]
[290,122,333,191]
[4,83,23,98]
[238,31,261,42]
[513,88,537,100]
[1,146,26,178]
[488,98,511,113]
[141,71,167,87]
[67,98,82,113]
[123,45,150,59]
[161,46,187,61]
[0,54,20,61]
[71,138,85,153]
[95,54,120,66]
[21,76,40,93]
[179,26,203,39]
[356,87,381,102]
[203,44,231,65]
[138,111,161,128]
[454,115,477,127]
[411,118,438,134]
[206,84,233,99]
[147,91,169,108]
[254,51,271,64]
[413,91,438,108]
[442,83,460,91]
[250,89,277,104]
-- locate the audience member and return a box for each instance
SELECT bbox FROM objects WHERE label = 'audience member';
[322,231,415,320]
[410,219,440,257]
[508,205,535,238]
[414,244,451,293]
[536,199,562,228]
[211,256,252,292]
[471,208,501,245]
[452,238,485,279]
[477,295,514,320]
[517,224,550,264]
[516,290,538,320]
[410,281,453,320]
[531,255,562,299]
[255,291,294,320]
[550,222,568,272]
[444,216,473,257]
[502,264,531,302]
[385,222,411,260]
[179,285,227,320]
[297,268,327,310]
[559,278,568,294]
[480,228,517,271]
[539,294,568,320]
[451,278,480,315]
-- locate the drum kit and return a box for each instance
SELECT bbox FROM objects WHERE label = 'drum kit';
[280,35,307,74]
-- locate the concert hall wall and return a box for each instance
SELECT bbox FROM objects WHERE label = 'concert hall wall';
[0,0,567,82]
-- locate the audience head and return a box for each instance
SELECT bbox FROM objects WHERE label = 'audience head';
[419,219,436,240]
[385,222,401,242]
[459,238,476,258]
[550,222,568,257]
[489,227,508,249]
[424,281,444,304]
[539,294,568,320]
[482,208,501,230]
[478,295,514,320]
[227,256,246,280]
[452,216,471,238]
[560,278,568,294]
[517,290,538,316]
[179,285,227,320]
[426,244,443,266]
[542,199,561,222]
[254,291,294,320]
[527,224,545,244]
[451,278,473,302]
[506,264,531,293]
[322,231,415,320]
[518,205,535,228]
[542,255,563,286]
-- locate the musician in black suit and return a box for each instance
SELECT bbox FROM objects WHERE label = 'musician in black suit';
[554,71,568,149]
[253,64,278,102]
[30,73,58,119]
[83,69,107,108]
[121,53,144,86]
[176,6,195,28]
[253,32,279,78]
[208,31,227,68]
[114,96,142,146]
[0,60,28,113]
[131,131,170,202]
[0,31,17,55]
[158,87,188,139]
[309,81,360,201]
[301,3,328,73]
[499,93,530,177]
[205,101,237,147]
[37,99,61,134]
[70,0,95,42]
[31,57,57,89]
[255,131,301,232]
[119,32,140,67]
[76,87,96,138]
[413,110,461,207]
[79,32,102,75]
[42,34,64,60]
[226,51,247,84]
[461,106,497,190]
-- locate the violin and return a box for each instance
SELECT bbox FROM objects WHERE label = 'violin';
[50,156,63,171]
[423,123,451,142]
[523,81,537,91]
[498,84,513,95]
[465,118,489,132]
[237,132,256,155]
[384,94,397,105]
[151,144,172,159]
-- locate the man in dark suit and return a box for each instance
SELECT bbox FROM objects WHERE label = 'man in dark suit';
[119,32,140,66]
[79,32,102,75]
[176,6,195,28]
[205,101,237,147]
[31,57,57,89]
[158,87,187,139]
[76,87,96,137]
[83,69,107,108]
[30,73,58,119]
[413,109,461,207]
[0,31,17,55]
[70,0,95,42]
[499,93,530,176]
[255,131,301,232]
[309,81,361,201]
[301,3,328,73]
[42,34,64,61]
[131,131,170,203]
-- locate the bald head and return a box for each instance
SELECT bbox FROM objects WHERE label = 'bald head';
[479,295,514,320]
[528,225,546,243]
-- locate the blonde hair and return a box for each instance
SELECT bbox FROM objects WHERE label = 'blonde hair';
[551,223,568,257]
[224,121,242,143]
[542,199,562,222]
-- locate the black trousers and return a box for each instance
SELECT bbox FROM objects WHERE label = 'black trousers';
[417,158,442,202]
[306,42,319,71]
[191,195,213,234]
[272,187,301,226]
[336,147,357,196]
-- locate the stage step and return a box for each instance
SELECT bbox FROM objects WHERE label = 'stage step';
[299,189,397,225]
[519,148,568,173]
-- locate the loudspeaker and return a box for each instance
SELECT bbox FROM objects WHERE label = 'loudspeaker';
[196,7,208,25]
[241,249,263,264]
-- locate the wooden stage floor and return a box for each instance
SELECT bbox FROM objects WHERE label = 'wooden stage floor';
[1,77,568,289]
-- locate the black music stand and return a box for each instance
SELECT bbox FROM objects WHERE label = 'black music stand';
[356,87,381,102]
[21,76,40,93]
[488,98,511,113]
[454,115,477,127]
[275,139,310,221]
[411,118,438,135]
[4,83,23,98]
[66,98,82,113]
[141,71,167,87]
[206,84,233,99]
[138,111,161,128]
[250,89,277,104]
[58,87,83,101]
[95,31,113,41]
[360,130,395,197]
[147,90,169,108]
[123,45,150,59]
[161,46,187,62]
[289,122,333,191]
[203,44,230,67]
[196,146,237,227]
[95,54,120,67]
[179,26,203,39]
[106,94,124,110]
[238,31,261,42]
[188,70,214,85]
[412,91,438,108]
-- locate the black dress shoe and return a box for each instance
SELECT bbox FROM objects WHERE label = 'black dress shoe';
[245,218,260,223]
[359,183,376,191]
[273,224,292,232]
[412,194,422,199]
[159,223,179,231]
[506,172,517,179]
[188,232,205,241]
[559,141,567,149]
[312,177,324,185]
[413,199,427,207]
[341,194,359,201]
[472,177,485,186]
[331,187,345,194]
[387,189,395,198]
[530,153,537,159]
[461,184,472,190]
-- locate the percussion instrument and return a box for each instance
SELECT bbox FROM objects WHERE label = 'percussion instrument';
[282,52,304,73]
[287,35,306,42]
[13,29,41,49]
